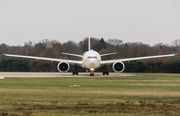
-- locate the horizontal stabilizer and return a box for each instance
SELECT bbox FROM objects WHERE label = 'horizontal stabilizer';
[62,52,83,58]
[100,52,117,57]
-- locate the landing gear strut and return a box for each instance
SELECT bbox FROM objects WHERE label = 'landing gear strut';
[90,72,94,76]
[72,65,78,75]
[103,65,109,75]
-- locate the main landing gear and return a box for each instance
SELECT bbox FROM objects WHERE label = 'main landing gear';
[103,65,109,75]
[72,65,78,75]
[73,71,78,75]
[103,71,109,75]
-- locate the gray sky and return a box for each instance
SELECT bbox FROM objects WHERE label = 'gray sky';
[0,0,180,46]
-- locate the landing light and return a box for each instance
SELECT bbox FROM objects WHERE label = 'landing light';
[90,68,95,71]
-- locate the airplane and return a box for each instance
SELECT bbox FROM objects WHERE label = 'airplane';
[3,36,176,76]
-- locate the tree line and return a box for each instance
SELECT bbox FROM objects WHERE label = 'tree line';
[0,38,180,73]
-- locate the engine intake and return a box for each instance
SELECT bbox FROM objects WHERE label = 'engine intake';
[112,61,125,73]
[57,62,70,72]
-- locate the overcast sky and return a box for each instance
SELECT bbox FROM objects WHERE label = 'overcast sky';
[0,0,180,46]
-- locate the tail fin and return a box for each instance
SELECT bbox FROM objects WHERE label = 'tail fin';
[88,30,91,51]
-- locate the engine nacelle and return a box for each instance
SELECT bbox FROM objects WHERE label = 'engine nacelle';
[57,62,70,72]
[112,61,125,73]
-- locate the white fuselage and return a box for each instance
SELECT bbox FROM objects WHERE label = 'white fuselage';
[82,50,101,70]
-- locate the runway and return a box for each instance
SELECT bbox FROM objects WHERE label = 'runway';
[0,72,134,77]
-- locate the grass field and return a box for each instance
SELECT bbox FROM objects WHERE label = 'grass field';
[0,73,180,116]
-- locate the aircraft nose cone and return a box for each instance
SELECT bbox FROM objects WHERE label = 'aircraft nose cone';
[89,60,98,68]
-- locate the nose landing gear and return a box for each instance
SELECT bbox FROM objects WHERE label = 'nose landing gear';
[90,72,94,76]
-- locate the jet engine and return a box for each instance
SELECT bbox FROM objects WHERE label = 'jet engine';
[112,61,125,73]
[57,62,70,72]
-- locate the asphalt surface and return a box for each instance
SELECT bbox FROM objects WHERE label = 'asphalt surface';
[0,72,134,77]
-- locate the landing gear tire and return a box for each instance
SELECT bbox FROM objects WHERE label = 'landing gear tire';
[107,72,109,75]
[72,71,78,75]
[90,72,94,76]
[103,71,109,75]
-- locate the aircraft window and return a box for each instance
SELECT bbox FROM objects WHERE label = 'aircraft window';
[87,56,97,59]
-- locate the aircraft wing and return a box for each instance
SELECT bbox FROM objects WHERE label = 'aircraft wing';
[101,54,176,64]
[3,54,82,64]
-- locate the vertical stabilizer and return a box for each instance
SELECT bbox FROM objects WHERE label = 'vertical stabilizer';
[88,30,91,51]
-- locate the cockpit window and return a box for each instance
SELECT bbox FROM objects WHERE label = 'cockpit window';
[87,56,97,59]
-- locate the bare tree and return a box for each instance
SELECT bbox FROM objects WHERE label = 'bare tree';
[63,41,81,60]
[23,41,36,56]
[172,39,180,46]
[79,37,99,52]
[107,38,123,46]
